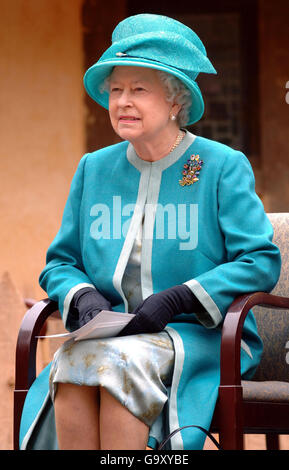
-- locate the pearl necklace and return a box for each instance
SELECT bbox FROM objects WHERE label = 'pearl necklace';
[169,130,185,153]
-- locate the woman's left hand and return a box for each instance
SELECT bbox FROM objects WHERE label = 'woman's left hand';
[119,285,203,336]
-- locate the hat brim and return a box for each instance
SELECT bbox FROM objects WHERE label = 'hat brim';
[83,57,204,126]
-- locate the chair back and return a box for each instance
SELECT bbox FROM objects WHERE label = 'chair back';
[252,213,289,382]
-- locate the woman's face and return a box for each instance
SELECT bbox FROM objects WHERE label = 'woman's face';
[108,66,178,144]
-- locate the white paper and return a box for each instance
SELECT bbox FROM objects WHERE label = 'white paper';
[36,310,135,341]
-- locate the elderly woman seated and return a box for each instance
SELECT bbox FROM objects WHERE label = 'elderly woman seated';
[19,13,281,450]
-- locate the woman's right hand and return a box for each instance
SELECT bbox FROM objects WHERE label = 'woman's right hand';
[69,287,112,328]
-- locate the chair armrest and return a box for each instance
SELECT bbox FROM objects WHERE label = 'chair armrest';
[220,292,289,386]
[15,298,59,391]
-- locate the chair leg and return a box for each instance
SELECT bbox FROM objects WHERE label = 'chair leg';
[14,390,28,450]
[265,433,279,450]
[218,385,244,450]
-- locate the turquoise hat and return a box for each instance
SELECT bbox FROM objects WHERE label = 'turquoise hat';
[83,14,217,125]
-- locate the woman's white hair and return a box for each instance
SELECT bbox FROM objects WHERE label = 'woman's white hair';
[156,71,192,127]
[100,69,192,127]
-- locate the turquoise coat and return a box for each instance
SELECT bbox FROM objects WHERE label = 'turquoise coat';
[20,132,281,449]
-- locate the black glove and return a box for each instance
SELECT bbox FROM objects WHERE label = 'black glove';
[68,287,112,329]
[119,284,204,336]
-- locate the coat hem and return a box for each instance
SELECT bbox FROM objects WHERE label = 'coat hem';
[20,391,51,450]
[164,326,185,450]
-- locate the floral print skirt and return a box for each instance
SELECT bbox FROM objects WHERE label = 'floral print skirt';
[49,331,175,427]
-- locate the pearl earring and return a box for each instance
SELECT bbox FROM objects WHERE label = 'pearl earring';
[171,115,176,121]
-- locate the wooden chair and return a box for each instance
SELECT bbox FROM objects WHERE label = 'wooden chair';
[14,213,289,450]
[211,212,289,449]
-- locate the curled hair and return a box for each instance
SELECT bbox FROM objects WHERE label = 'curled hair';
[155,71,192,127]
[100,68,192,127]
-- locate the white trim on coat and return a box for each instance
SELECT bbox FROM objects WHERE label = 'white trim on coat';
[165,326,185,450]
[20,391,50,450]
[184,279,253,358]
[63,283,96,327]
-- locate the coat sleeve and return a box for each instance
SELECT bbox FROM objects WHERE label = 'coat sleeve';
[184,151,281,328]
[39,154,96,329]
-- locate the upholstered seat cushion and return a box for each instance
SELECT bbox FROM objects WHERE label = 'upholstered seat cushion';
[242,380,289,402]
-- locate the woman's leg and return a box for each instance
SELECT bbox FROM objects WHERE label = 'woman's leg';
[54,383,149,450]
[99,386,149,450]
[54,383,100,450]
